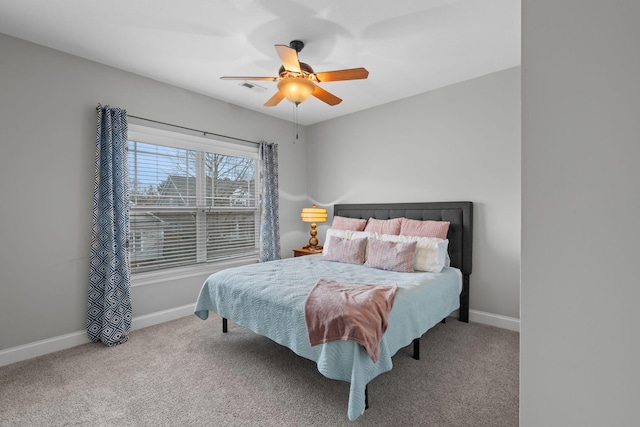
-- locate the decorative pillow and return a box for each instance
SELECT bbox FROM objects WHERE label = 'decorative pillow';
[322,228,353,255]
[363,217,403,235]
[364,238,417,272]
[400,218,450,239]
[376,233,449,273]
[323,229,376,257]
[349,231,376,260]
[324,235,368,265]
[331,216,367,231]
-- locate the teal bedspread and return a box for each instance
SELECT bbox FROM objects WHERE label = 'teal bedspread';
[194,255,461,421]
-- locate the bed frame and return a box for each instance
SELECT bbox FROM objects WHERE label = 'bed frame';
[220,201,473,413]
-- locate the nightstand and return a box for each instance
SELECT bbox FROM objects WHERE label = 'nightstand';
[293,246,323,257]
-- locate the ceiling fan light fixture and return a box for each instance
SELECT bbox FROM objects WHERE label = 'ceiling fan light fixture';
[221,41,367,108]
[277,77,315,104]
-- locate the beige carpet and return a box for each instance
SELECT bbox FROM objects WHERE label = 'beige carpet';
[0,314,519,426]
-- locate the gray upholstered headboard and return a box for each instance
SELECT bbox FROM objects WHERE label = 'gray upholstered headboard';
[333,201,473,322]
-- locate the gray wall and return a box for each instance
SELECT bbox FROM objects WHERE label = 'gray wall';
[307,67,521,319]
[521,1,639,425]
[0,33,309,350]
[0,33,520,353]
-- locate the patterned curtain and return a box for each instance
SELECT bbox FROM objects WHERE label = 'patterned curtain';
[87,105,132,346]
[259,141,281,262]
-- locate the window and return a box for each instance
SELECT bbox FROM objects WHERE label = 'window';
[127,125,260,275]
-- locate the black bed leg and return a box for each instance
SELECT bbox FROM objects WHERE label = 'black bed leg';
[365,385,369,409]
[222,318,228,333]
[413,338,420,360]
[459,274,470,323]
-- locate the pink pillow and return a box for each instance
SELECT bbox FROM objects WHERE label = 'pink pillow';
[363,217,402,235]
[332,216,367,231]
[324,235,367,265]
[364,238,417,272]
[400,218,450,239]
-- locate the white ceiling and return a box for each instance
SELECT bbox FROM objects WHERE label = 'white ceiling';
[0,0,520,126]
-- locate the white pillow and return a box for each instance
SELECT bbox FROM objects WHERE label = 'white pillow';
[322,228,352,255]
[375,233,449,273]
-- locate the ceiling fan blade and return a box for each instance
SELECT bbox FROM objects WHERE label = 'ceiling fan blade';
[312,86,342,106]
[220,76,278,81]
[314,67,369,82]
[264,91,285,107]
[275,44,301,73]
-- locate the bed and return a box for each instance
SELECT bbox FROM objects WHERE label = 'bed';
[194,201,473,420]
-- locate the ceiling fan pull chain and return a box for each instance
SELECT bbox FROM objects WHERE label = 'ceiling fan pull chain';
[293,102,299,142]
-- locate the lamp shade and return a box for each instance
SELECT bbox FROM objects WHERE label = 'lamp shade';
[301,205,327,223]
[278,77,316,104]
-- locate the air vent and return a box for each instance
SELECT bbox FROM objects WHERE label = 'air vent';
[239,81,267,94]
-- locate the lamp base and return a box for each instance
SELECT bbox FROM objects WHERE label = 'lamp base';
[303,244,323,252]
[307,223,320,251]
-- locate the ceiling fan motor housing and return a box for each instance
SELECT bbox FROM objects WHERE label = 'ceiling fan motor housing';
[278,62,314,76]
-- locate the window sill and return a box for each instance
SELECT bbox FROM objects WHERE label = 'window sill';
[130,257,258,287]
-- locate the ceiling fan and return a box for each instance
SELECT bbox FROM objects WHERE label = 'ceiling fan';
[220,40,369,107]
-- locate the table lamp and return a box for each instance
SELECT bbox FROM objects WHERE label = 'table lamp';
[300,205,327,250]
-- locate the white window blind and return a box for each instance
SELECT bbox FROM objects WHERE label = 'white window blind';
[127,125,259,274]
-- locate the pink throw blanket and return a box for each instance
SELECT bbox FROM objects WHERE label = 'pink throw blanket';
[304,278,398,363]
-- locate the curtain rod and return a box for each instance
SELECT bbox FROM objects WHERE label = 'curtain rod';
[96,105,259,145]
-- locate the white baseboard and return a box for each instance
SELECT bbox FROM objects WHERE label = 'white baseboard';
[0,303,196,367]
[1,304,517,368]
[131,303,195,330]
[469,309,520,332]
